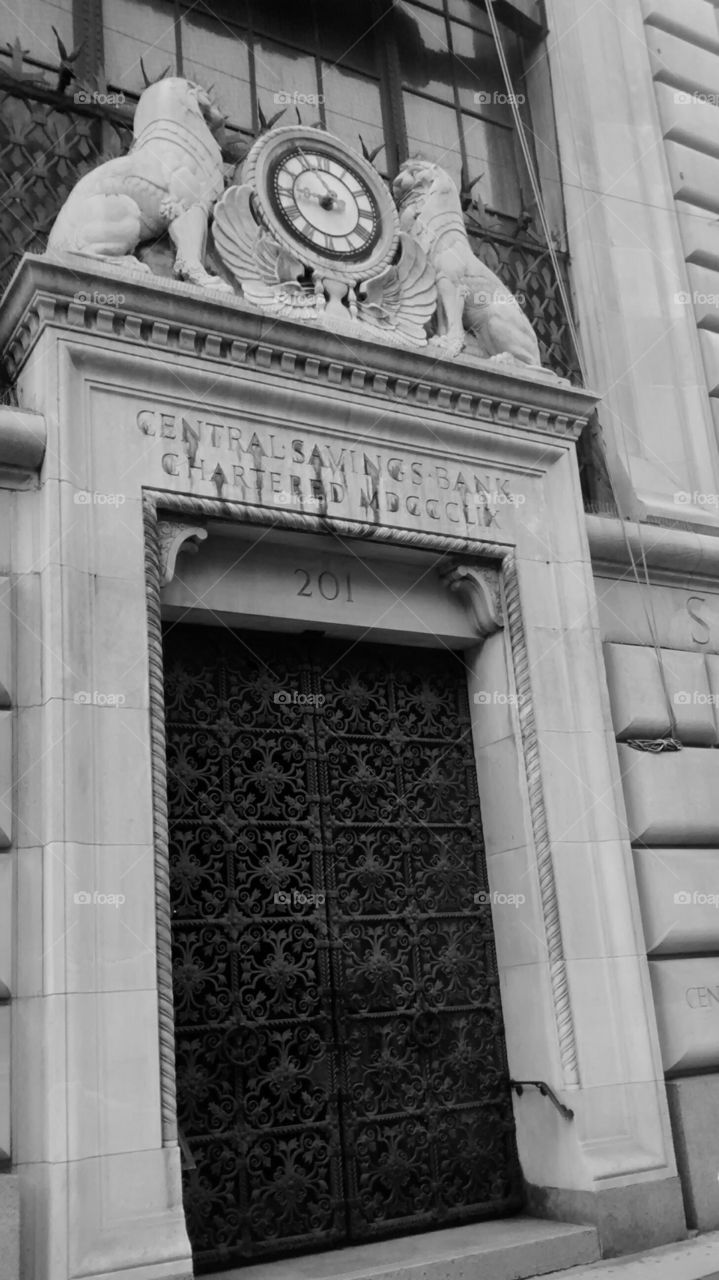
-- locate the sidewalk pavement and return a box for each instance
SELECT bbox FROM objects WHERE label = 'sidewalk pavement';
[539,1230,719,1280]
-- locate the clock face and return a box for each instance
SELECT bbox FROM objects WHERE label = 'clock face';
[270,147,380,260]
[244,126,399,281]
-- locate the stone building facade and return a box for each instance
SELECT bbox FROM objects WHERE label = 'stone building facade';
[1,2,719,1280]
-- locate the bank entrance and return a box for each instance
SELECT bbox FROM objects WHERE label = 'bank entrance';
[163,623,521,1271]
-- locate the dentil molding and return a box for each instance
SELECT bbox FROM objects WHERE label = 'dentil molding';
[0,256,599,443]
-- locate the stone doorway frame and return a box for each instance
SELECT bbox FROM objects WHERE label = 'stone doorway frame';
[143,487,578,1164]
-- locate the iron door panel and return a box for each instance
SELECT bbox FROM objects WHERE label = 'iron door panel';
[164,625,521,1270]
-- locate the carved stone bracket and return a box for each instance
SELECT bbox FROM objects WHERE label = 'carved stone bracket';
[442,563,504,640]
[157,520,208,586]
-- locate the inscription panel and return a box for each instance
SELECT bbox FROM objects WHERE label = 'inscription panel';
[90,389,535,543]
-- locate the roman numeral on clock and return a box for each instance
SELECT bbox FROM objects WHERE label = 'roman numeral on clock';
[286,205,314,238]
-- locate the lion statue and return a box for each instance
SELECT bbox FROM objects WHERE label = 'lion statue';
[392,159,541,366]
[47,78,232,291]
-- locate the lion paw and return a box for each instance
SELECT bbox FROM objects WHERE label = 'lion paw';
[428,334,464,358]
[486,351,516,367]
[175,261,234,293]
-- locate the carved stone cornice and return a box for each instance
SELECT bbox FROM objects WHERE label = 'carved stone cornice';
[586,514,719,582]
[0,256,600,441]
[442,563,503,640]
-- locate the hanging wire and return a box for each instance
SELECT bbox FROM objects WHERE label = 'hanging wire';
[484,0,681,750]
[174,0,184,76]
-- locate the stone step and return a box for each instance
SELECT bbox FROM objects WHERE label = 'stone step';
[540,1227,719,1280]
[203,1216,600,1280]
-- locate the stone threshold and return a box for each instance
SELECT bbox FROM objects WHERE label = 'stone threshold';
[540,1228,719,1279]
[203,1216,600,1280]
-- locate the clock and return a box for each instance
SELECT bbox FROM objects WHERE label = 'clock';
[242,126,399,282]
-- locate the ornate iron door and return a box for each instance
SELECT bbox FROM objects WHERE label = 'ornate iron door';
[164,625,521,1271]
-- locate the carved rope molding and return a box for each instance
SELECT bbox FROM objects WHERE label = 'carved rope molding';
[502,553,580,1090]
[3,290,588,440]
[143,498,178,1145]
[143,493,579,1141]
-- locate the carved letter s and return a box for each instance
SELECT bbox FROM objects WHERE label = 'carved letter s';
[687,596,711,646]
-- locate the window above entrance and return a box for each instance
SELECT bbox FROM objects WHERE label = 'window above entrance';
[100,0,543,222]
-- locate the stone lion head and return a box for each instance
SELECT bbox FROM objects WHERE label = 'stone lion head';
[133,77,226,140]
[392,159,458,213]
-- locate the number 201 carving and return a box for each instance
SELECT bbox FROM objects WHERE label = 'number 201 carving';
[295,569,354,602]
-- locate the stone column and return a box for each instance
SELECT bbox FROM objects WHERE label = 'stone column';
[7,330,191,1280]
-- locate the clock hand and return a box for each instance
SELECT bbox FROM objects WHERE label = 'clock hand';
[295,144,337,204]
[295,183,346,212]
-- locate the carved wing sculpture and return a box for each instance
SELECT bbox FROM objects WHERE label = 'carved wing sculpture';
[213,180,437,345]
[212,185,323,319]
[356,234,437,346]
